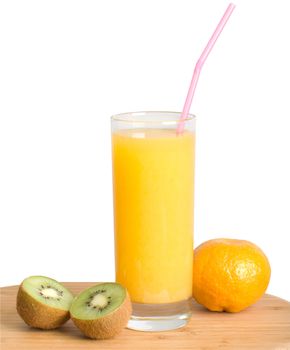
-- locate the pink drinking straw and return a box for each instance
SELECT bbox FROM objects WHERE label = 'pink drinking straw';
[177,3,235,134]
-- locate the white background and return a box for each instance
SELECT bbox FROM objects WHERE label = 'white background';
[1,0,289,301]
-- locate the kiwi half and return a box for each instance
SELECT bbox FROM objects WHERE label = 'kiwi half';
[70,282,132,339]
[17,276,74,329]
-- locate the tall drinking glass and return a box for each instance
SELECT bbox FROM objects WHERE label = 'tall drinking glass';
[111,111,196,331]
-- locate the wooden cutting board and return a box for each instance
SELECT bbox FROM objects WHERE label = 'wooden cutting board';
[1,282,290,350]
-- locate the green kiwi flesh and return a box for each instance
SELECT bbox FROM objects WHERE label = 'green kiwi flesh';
[17,276,74,329]
[70,282,132,339]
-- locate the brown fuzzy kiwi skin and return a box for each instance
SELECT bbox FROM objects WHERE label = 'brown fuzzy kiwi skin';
[16,284,70,330]
[71,292,132,339]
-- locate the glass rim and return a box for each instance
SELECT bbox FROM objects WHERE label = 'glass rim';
[111,111,196,123]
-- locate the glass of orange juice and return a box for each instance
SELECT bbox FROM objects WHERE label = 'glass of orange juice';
[111,111,195,331]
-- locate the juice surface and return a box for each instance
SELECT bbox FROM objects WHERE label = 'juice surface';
[112,128,195,304]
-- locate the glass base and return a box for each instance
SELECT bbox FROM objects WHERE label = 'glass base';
[127,299,192,332]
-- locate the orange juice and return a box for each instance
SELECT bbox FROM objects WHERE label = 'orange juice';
[112,128,195,304]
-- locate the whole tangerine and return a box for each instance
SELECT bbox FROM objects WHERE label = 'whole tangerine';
[192,238,271,312]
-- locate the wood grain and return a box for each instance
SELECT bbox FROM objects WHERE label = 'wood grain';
[1,282,290,350]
